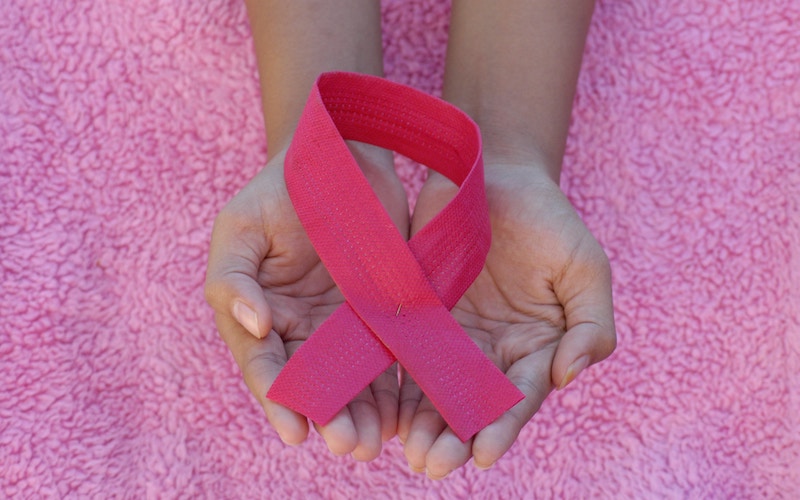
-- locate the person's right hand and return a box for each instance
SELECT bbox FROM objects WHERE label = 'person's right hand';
[204,142,409,461]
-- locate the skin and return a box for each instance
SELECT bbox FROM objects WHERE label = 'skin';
[204,0,616,475]
[205,0,406,461]
[398,0,617,478]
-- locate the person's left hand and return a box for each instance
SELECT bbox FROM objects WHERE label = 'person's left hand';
[398,164,617,479]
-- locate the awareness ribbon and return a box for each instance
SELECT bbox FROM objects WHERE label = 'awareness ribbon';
[267,72,523,441]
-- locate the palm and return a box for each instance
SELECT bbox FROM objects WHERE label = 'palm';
[235,146,409,346]
[450,166,584,378]
[401,165,615,477]
[250,162,343,352]
[207,143,409,459]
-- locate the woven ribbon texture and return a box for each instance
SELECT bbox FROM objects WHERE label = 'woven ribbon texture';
[267,72,523,441]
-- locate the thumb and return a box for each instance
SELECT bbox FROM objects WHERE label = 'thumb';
[551,247,617,390]
[204,210,272,339]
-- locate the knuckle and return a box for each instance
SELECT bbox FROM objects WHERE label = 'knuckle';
[203,278,233,312]
[508,374,549,408]
[241,349,284,384]
[370,386,400,405]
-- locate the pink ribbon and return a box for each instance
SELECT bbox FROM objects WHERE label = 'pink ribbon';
[267,72,523,441]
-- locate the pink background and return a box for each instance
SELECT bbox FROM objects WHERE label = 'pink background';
[2,0,798,497]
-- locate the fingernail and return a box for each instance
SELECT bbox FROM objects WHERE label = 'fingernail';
[276,431,293,446]
[409,464,425,474]
[233,301,260,338]
[558,355,590,390]
[276,430,304,447]
[426,470,449,481]
[474,460,494,471]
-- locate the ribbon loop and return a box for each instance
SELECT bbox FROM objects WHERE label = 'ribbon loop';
[267,72,523,441]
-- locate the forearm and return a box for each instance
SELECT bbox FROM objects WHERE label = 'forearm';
[443,0,595,182]
[246,0,384,157]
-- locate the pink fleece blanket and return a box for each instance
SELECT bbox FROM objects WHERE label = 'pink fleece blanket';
[2,0,798,497]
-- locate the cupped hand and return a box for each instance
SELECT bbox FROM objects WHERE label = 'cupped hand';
[399,164,617,478]
[204,142,409,461]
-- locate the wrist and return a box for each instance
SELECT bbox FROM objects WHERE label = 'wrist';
[442,91,563,185]
[248,0,384,155]
[480,138,562,185]
[476,124,562,185]
[480,160,561,191]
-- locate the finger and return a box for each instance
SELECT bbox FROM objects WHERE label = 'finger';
[216,314,309,445]
[397,367,423,444]
[347,387,383,461]
[315,365,396,459]
[409,171,457,235]
[205,209,272,339]
[403,395,447,473]
[313,407,359,457]
[424,428,472,480]
[472,347,554,469]
[302,332,358,457]
[552,246,617,390]
[372,363,400,443]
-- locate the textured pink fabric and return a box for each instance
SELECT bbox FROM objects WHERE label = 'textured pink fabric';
[269,72,522,440]
[1,0,798,497]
